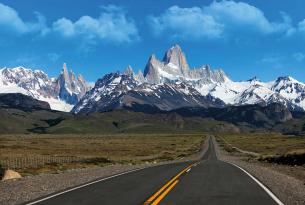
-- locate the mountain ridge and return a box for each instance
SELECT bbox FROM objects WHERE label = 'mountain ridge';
[0,63,90,112]
[1,44,305,113]
[73,44,305,113]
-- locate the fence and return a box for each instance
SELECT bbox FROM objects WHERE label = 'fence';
[0,155,90,170]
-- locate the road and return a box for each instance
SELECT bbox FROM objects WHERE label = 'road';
[26,137,282,205]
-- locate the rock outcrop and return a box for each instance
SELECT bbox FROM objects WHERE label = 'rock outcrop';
[2,170,22,181]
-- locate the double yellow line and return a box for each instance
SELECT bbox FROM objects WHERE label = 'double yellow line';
[143,162,199,205]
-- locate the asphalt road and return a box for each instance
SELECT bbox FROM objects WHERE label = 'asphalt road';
[27,138,281,205]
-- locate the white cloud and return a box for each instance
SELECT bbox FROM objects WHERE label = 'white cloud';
[0,3,49,35]
[298,19,305,32]
[293,52,305,62]
[148,6,223,39]
[52,5,139,43]
[148,1,295,40]
[205,1,293,35]
[53,18,75,37]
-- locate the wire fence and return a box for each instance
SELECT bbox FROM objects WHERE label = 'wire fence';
[0,155,90,170]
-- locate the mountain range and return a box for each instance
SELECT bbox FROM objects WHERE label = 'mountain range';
[0,63,90,111]
[1,44,305,113]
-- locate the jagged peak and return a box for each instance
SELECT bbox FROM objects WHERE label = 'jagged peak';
[169,44,182,52]
[62,63,68,72]
[1,66,48,76]
[77,74,85,81]
[137,69,143,75]
[134,69,145,83]
[162,44,189,69]
[247,76,260,82]
[124,65,134,76]
[275,76,298,83]
[148,54,158,62]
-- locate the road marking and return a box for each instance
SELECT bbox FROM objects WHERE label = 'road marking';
[25,166,150,205]
[143,162,197,205]
[226,161,284,205]
[151,180,179,205]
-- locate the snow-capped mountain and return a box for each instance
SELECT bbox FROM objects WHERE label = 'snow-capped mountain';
[72,72,224,114]
[199,77,305,111]
[141,45,305,112]
[0,64,90,112]
[143,44,229,84]
[56,63,88,105]
[73,44,305,114]
[2,44,305,114]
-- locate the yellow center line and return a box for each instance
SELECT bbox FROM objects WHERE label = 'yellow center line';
[151,180,179,205]
[143,162,198,205]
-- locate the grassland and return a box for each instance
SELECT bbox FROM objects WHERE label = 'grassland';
[0,134,205,175]
[216,133,305,165]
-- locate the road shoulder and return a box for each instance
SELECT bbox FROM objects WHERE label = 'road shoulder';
[213,136,305,205]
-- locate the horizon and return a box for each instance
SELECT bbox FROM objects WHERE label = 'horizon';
[0,0,305,82]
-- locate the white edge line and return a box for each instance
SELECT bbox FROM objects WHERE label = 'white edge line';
[225,161,284,205]
[25,166,148,205]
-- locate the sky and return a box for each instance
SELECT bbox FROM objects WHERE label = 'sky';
[0,0,305,82]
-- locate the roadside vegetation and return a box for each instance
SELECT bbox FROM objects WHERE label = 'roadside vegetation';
[0,134,205,176]
[216,133,305,165]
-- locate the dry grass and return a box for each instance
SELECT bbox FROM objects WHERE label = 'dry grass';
[0,134,204,175]
[216,133,305,166]
[216,133,305,156]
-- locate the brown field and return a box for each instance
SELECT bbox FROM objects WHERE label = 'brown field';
[216,133,305,167]
[0,134,204,175]
[216,133,305,156]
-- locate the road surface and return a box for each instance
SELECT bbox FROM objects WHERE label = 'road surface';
[26,137,282,205]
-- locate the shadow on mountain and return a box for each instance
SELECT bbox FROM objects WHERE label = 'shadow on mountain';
[1,93,305,135]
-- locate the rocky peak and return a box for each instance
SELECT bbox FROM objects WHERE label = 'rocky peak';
[248,76,260,82]
[61,63,70,84]
[162,44,189,75]
[134,70,145,83]
[271,76,305,97]
[0,66,56,98]
[56,63,89,104]
[124,65,134,77]
[77,74,85,83]
[144,54,162,84]
[275,76,297,83]
[143,45,230,85]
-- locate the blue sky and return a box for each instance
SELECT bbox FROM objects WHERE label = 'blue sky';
[0,0,305,82]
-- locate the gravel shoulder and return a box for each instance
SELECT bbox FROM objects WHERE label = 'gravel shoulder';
[213,136,305,205]
[0,137,209,205]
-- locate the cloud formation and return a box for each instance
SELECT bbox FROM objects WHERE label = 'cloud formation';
[293,52,305,62]
[1,1,305,45]
[0,3,49,35]
[148,6,223,39]
[148,0,295,40]
[0,3,138,44]
[52,5,139,43]
[298,19,305,32]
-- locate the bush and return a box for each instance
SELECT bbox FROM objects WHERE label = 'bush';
[81,157,112,165]
[0,164,5,178]
[259,153,305,166]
